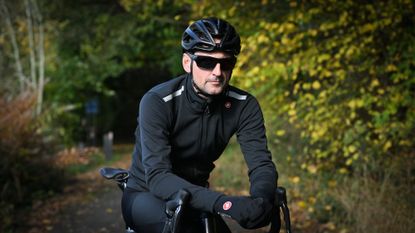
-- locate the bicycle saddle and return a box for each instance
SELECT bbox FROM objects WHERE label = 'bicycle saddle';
[99,167,129,181]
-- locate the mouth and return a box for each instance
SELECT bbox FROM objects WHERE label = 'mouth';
[207,77,223,83]
[208,80,223,87]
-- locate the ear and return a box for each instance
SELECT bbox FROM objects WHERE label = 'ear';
[182,53,191,73]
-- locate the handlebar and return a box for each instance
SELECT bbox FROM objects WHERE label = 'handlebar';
[271,187,292,233]
[162,189,191,233]
[99,167,293,233]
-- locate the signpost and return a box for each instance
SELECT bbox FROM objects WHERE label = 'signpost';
[85,98,99,146]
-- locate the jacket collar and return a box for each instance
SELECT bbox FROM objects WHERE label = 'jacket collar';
[185,74,227,113]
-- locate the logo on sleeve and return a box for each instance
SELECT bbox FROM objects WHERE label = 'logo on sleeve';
[223,201,232,210]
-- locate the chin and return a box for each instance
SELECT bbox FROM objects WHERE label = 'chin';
[208,88,223,95]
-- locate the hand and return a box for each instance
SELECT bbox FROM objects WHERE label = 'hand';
[249,198,273,228]
[214,195,273,229]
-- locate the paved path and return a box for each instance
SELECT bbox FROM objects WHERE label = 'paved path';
[50,184,125,233]
[49,182,268,233]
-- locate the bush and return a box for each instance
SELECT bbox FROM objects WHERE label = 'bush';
[330,155,415,233]
[0,92,65,232]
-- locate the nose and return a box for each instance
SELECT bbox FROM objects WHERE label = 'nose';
[212,63,222,76]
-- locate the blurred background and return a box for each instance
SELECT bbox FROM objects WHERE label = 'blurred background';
[1,0,414,233]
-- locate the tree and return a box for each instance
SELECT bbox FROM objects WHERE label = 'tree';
[252,0,414,171]
[0,0,46,114]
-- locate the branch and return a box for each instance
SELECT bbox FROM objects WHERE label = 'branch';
[31,0,45,115]
[0,0,28,91]
[25,0,37,89]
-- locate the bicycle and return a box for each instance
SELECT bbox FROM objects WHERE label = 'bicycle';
[100,167,292,233]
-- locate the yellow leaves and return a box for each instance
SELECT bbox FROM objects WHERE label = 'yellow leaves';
[287,102,297,123]
[303,93,315,101]
[386,64,397,72]
[335,70,346,80]
[359,23,376,34]
[347,145,357,154]
[380,17,393,27]
[312,81,321,90]
[324,205,333,211]
[284,23,297,32]
[317,54,331,63]
[307,164,318,174]
[281,36,291,46]
[309,29,318,37]
[302,83,311,90]
[311,127,326,140]
[257,33,269,44]
[298,200,307,209]
[291,176,301,184]
[275,130,286,136]
[383,140,392,151]
[228,5,237,17]
[248,66,260,76]
[339,12,349,25]
[347,99,364,109]
[370,78,380,88]
[338,168,349,174]
[345,153,359,166]
[345,45,357,58]
[278,22,297,34]
[309,68,318,77]
[322,70,333,78]
[319,22,336,31]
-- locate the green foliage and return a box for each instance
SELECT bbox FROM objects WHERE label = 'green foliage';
[42,0,192,144]
[229,0,415,173]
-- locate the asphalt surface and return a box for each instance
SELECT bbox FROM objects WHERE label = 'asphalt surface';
[50,185,125,233]
[49,183,268,233]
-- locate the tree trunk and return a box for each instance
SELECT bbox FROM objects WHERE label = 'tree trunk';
[0,0,28,92]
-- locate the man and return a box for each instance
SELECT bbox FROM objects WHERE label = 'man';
[122,17,277,233]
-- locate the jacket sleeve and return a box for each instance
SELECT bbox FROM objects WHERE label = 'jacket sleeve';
[139,92,223,212]
[236,96,278,203]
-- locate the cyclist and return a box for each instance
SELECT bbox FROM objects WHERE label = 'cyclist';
[122,17,278,233]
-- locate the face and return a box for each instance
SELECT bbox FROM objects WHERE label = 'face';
[182,51,235,96]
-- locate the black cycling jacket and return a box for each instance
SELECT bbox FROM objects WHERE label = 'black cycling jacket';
[127,73,277,212]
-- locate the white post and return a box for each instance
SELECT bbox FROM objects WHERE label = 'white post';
[103,131,113,161]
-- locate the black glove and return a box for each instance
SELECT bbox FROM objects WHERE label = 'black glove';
[251,198,274,228]
[214,195,272,229]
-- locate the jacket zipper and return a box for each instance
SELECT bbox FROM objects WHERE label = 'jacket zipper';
[198,105,210,159]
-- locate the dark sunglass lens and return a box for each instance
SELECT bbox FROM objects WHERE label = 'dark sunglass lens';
[195,57,217,70]
[194,56,236,70]
[221,58,236,70]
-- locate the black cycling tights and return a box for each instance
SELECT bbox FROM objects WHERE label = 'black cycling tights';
[122,187,231,233]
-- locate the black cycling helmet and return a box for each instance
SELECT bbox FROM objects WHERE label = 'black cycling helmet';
[182,17,241,56]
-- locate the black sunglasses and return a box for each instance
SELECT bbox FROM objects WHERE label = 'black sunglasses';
[188,53,237,71]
